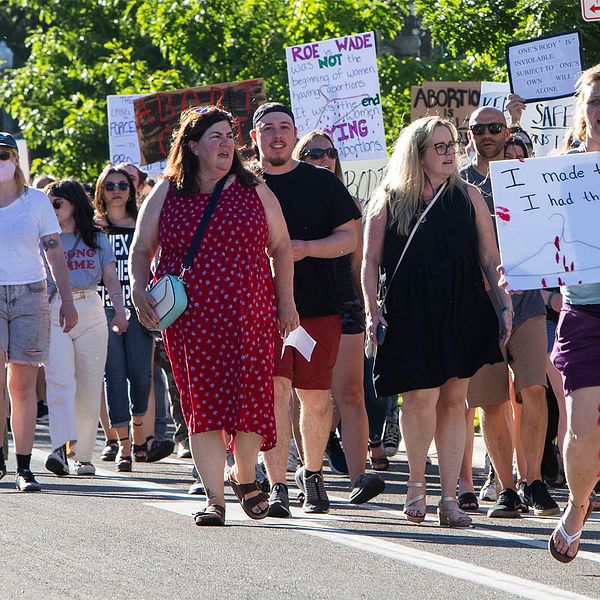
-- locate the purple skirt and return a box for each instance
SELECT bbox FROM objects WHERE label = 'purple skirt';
[551,303,600,394]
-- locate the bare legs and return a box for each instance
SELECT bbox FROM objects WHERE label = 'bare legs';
[263,376,293,485]
[8,363,38,454]
[298,388,332,472]
[190,430,227,507]
[551,386,600,558]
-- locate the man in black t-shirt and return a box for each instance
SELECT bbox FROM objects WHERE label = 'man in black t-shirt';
[460,106,558,519]
[251,103,360,516]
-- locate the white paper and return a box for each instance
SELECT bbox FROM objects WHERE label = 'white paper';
[281,326,317,362]
[106,94,165,178]
[286,32,386,161]
[490,151,600,290]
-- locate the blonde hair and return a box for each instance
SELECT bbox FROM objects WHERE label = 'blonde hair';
[370,116,465,236]
[572,63,600,143]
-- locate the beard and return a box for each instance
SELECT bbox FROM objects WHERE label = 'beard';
[475,139,505,159]
[266,155,289,167]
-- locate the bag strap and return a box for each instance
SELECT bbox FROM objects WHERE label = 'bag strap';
[380,180,448,306]
[179,176,228,280]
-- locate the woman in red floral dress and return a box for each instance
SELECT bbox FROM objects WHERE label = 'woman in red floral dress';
[130,106,298,525]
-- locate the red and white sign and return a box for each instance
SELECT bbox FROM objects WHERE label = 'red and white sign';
[582,0,600,21]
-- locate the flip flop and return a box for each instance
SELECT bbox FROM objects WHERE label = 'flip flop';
[548,499,593,563]
[228,471,269,520]
[458,492,480,513]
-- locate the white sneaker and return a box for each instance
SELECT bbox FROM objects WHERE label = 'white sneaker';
[45,446,69,476]
[74,461,96,476]
[479,472,499,502]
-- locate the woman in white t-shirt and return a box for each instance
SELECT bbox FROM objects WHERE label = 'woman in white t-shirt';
[43,180,129,477]
[0,132,77,491]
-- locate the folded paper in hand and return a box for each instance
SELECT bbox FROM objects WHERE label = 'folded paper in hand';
[281,326,317,362]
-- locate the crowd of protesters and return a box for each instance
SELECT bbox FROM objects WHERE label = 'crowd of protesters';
[0,62,599,563]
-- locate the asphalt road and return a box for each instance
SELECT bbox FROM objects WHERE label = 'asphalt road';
[1,424,598,600]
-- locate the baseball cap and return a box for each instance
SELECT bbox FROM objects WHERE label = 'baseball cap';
[0,132,18,150]
[252,102,296,128]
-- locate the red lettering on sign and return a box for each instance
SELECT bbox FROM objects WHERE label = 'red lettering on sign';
[135,99,154,127]
[157,93,177,123]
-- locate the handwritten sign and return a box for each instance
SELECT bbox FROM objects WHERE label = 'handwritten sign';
[479,81,576,157]
[133,79,266,165]
[411,81,480,140]
[506,31,584,102]
[107,94,165,177]
[342,158,387,202]
[286,32,386,161]
[490,151,600,289]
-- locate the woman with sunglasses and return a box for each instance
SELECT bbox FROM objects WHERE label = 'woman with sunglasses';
[94,165,154,471]
[43,180,128,476]
[363,117,510,527]
[293,131,385,502]
[0,133,77,490]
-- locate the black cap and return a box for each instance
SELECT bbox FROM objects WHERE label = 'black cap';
[252,102,295,128]
[0,132,17,150]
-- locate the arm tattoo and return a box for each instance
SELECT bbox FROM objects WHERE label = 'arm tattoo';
[42,235,59,251]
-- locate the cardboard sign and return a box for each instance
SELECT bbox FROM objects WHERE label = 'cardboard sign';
[133,79,266,165]
[506,31,584,102]
[490,151,600,289]
[286,32,386,161]
[478,81,576,157]
[107,94,165,177]
[411,81,480,139]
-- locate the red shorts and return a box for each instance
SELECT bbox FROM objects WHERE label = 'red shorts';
[274,315,341,390]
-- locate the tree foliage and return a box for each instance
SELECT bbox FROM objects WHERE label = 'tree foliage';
[0,0,598,180]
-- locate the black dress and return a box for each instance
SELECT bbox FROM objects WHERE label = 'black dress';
[373,184,502,396]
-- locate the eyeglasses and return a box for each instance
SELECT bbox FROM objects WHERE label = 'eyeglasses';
[302,147,338,160]
[0,151,13,161]
[430,141,460,155]
[104,181,130,192]
[469,123,506,136]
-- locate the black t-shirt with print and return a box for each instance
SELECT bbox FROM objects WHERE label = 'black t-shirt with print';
[264,162,360,317]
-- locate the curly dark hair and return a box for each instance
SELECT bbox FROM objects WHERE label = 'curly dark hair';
[45,179,103,250]
[163,105,259,196]
[94,165,138,227]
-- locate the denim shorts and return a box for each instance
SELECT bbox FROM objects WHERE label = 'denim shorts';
[0,281,50,364]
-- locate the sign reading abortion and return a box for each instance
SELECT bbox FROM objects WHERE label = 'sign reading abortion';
[479,81,576,157]
[107,94,165,177]
[286,32,386,161]
[506,31,584,102]
[490,152,600,290]
[411,81,480,138]
[133,79,266,165]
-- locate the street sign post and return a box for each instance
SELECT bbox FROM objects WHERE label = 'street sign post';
[581,0,600,21]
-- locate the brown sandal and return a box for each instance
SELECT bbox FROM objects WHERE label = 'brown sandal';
[368,441,389,471]
[194,504,226,526]
[228,471,269,520]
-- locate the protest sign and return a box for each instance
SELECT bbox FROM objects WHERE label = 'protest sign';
[490,151,600,289]
[478,81,576,157]
[286,32,386,161]
[107,94,164,177]
[411,81,480,139]
[133,79,266,165]
[506,31,584,102]
[342,158,387,202]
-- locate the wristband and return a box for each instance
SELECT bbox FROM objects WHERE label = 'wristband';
[546,291,558,310]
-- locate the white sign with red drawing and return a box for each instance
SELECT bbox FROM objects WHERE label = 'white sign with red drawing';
[285,32,386,161]
[490,152,600,290]
[581,0,600,22]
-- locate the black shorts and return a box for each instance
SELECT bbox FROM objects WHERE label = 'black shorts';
[339,299,365,335]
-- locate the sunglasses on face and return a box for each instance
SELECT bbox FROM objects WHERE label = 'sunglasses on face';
[302,147,338,160]
[431,141,460,155]
[51,199,65,209]
[0,151,13,161]
[469,123,505,136]
[104,181,130,192]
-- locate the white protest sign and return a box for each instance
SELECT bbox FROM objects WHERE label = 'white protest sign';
[490,152,600,290]
[286,32,386,161]
[107,94,165,177]
[342,158,387,202]
[506,31,583,102]
[478,81,576,157]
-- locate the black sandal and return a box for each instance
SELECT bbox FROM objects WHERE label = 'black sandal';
[228,471,269,520]
[458,492,480,512]
[194,504,226,526]
[368,441,389,471]
[116,437,132,472]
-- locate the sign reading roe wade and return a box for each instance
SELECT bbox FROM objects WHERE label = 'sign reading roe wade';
[286,32,386,161]
[490,152,600,290]
[506,31,584,102]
